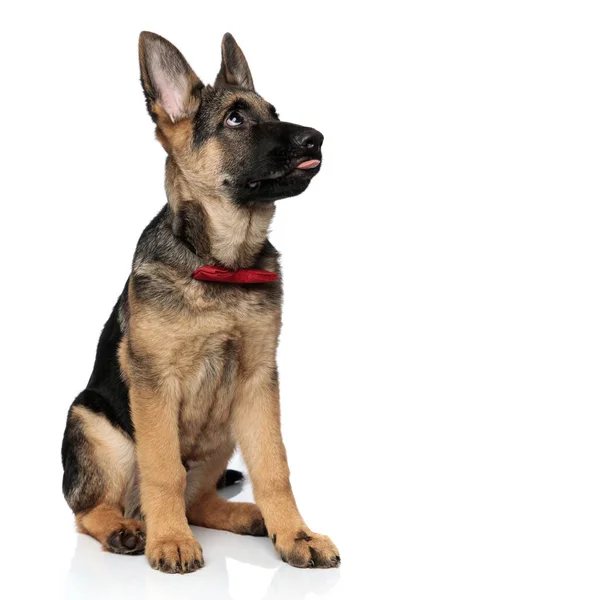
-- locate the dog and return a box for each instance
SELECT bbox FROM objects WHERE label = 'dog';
[61,31,340,574]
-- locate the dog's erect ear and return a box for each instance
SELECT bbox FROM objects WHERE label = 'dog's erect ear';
[215,33,255,91]
[139,31,203,123]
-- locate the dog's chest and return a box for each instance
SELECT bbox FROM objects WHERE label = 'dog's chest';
[177,333,239,462]
[175,287,281,463]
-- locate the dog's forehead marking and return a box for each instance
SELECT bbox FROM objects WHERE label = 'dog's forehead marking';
[232,91,272,119]
[203,87,272,120]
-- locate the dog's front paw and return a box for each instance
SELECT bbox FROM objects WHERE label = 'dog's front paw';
[272,529,340,568]
[146,536,204,574]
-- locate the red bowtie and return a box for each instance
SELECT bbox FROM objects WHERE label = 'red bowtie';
[193,265,279,284]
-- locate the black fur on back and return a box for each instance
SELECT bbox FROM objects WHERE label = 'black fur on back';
[71,280,134,438]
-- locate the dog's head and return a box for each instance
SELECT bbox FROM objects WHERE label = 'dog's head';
[139,32,323,205]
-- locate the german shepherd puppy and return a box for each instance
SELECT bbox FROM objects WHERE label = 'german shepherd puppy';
[61,32,340,574]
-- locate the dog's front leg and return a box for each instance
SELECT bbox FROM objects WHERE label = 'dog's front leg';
[130,385,203,574]
[232,367,340,568]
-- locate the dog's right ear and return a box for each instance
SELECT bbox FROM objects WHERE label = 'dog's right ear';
[138,32,203,123]
[215,33,255,91]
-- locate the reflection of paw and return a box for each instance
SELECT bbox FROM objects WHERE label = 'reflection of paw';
[146,536,204,574]
[274,529,340,568]
[105,520,146,555]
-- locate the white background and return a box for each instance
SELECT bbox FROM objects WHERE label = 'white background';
[1,1,599,598]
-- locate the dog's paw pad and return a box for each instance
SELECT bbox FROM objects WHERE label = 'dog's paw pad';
[106,521,146,555]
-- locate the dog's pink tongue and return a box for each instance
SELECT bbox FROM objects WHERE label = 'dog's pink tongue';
[296,159,321,170]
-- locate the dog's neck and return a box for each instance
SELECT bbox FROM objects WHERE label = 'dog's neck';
[164,156,275,270]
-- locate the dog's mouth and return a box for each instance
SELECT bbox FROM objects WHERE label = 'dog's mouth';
[246,157,321,190]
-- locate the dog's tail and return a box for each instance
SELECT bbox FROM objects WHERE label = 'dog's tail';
[216,469,244,489]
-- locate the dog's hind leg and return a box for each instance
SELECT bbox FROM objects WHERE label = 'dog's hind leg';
[62,400,145,555]
[188,492,267,536]
[185,446,266,536]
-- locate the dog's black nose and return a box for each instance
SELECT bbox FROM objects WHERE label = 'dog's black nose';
[293,128,324,150]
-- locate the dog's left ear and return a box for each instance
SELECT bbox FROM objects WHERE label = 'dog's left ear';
[215,33,255,91]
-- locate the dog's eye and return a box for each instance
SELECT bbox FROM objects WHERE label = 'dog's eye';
[225,111,244,127]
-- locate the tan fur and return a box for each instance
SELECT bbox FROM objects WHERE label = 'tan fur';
[127,383,204,571]
[76,505,145,552]
[184,440,236,506]
[201,195,275,268]
[188,493,264,533]
[72,405,136,506]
